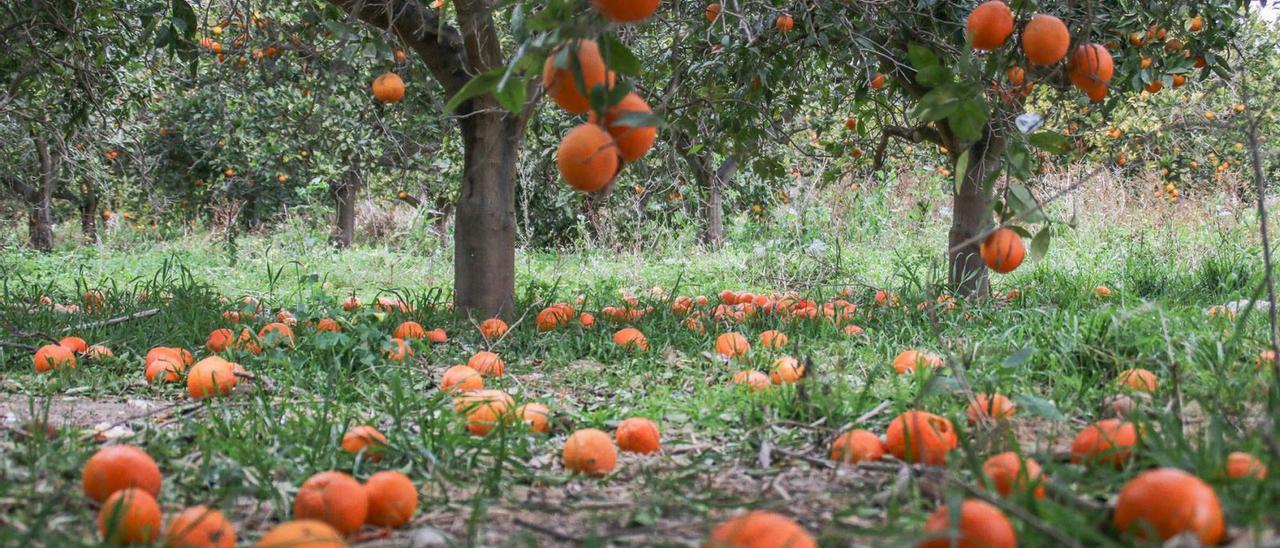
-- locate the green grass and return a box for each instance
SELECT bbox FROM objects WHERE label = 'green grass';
[1,205,1278,546]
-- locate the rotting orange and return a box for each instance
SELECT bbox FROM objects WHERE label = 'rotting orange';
[731,370,770,392]
[206,328,234,352]
[466,351,505,377]
[982,452,1046,499]
[479,318,508,340]
[892,350,942,374]
[830,429,884,464]
[884,410,957,465]
[966,393,1016,424]
[393,321,426,340]
[1116,368,1157,393]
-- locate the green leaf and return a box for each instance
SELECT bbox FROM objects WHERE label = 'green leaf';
[171,0,196,39]
[600,34,643,76]
[913,86,960,121]
[1003,347,1033,368]
[947,98,987,143]
[1030,226,1051,261]
[494,79,526,113]
[1028,131,1071,154]
[1006,140,1032,180]
[1007,183,1045,222]
[907,44,940,70]
[916,65,952,88]
[443,68,503,113]
[953,150,970,193]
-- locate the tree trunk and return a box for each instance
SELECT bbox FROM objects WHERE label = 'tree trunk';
[702,174,724,248]
[453,111,521,321]
[332,177,356,248]
[28,136,55,250]
[79,182,98,244]
[433,198,452,248]
[948,127,1008,297]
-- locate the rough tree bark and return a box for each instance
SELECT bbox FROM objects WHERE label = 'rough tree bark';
[675,128,737,249]
[332,177,357,248]
[948,126,1007,297]
[27,135,56,250]
[78,180,98,244]
[433,197,453,247]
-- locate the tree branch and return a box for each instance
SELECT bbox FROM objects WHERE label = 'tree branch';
[324,0,471,99]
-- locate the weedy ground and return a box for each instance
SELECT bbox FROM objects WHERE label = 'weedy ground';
[1,181,1278,546]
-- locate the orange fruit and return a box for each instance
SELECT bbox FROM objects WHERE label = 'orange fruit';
[516,403,551,433]
[613,327,649,351]
[1068,43,1114,89]
[441,365,484,393]
[774,14,794,33]
[146,356,186,383]
[769,356,804,384]
[1006,66,1025,86]
[1116,368,1157,392]
[731,370,770,392]
[966,393,1016,424]
[255,520,345,547]
[383,338,413,362]
[892,350,942,374]
[455,389,513,435]
[966,1,1014,51]
[615,417,661,454]
[563,428,618,475]
[884,410,957,465]
[980,228,1024,273]
[364,471,418,529]
[342,296,361,311]
[830,429,884,464]
[919,499,1016,548]
[1021,14,1070,66]
[85,344,114,360]
[1070,419,1137,467]
[466,351,505,377]
[870,73,886,89]
[59,336,88,353]
[715,332,751,358]
[557,123,620,192]
[1113,468,1224,544]
[1095,285,1112,298]
[256,322,294,347]
[426,328,448,343]
[186,356,241,399]
[707,511,815,548]
[164,505,236,548]
[587,92,656,162]
[371,72,405,103]
[758,330,788,350]
[83,445,163,503]
[206,328,235,352]
[705,2,721,21]
[393,321,426,340]
[542,39,616,114]
[340,425,387,462]
[315,318,341,332]
[33,343,76,373]
[147,346,194,368]
[479,318,508,340]
[981,452,1045,498]
[591,0,659,23]
[98,488,163,544]
[1225,452,1268,479]
[293,471,368,536]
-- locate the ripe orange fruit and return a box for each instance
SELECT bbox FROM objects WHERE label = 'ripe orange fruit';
[980,228,1024,274]
[1145,80,1164,94]
[1094,285,1112,298]
[466,351,505,377]
[758,330,788,350]
[371,72,405,103]
[774,14,794,33]
[557,123,620,192]
[256,520,345,547]
[394,321,426,340]
[1070,419,1137,467]
[1080,79,1109,102]
[1172,74,1187,87]
[1225,452,1268,479]
[147,346,194,368]
[315,318,341,333]
[830,429,884,464]
[83,445,163,503]
[613,327,649,351]
[364,471,418,528]
[884,410,957,465]
[342,296,361,311]
[341,425,387,462]
[536,307,569,331]
[731,370,770,392]
[1006,66,1025,86]
[966,393,1016,424]
[982,452,1045,498]
[164,505,236,548]
[426,328,448,343]
[98,488,163,544]
[33,343,76,373]
[769,356,805,384]
[1114,468,1224,544]
[59,336,88,353]
[919,499,1016,548]
[1116,368,1157,392]
[966,1,1014,51]
[383,338,413,362]
[1189,16,1204,32]
[1021,14,1070,66]
[206,328,234,352]
[455,389,513,435]
[707,511,815,548]
[542,39,616,114]
[146,356,186,383]
[591,0,659,23]
[870,73,886,89]
[706,2,721,21]
[258,322,295,348]
[515,402,551,433]
[186,356,241,399]
[85,344,114,360]
[715,332,751,358]
[294,471,368,536]
[479,318,508,339]
[563,428,618,475]
[394,49,406,62]
[1068,44,1114,89]
[892,350,942,374]
[616,417,661,454]
[441,365,484,393]
[587,92,656,162]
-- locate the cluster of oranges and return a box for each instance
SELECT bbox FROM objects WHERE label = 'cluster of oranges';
[549,2,660,193]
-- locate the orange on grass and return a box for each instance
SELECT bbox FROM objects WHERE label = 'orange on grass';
[516,403,551,433]
[1116,368,1158,393]
[557,123,620,192]
[393,321,426,340]
[1114,468,1224,544]
[615,417,661,454]
[479,318,508,339]
[441,365,484,393]
[456,389,514,436]
[206,328,235,352]
[613,327,649,351]
[383,338,413,362]
[715,332,751,359]
[830,429,884,464]
[980,228,1024,274]
[769,356,805,384]
[1070,419,1137,467]
[147,346,194,368]
[364,471,418,529]
[258,322,296,347]
[342,296,362,311]
[731,370,770,392]
[542,39,616,114]
[186,356,241,399]
[146,356,186,383]
[372,72,405,103]
[466,351,505,377]
[83,445,162,503]
[587,92,656,162]
[255,520,345,548]
[892,350,942,374]
[1225,452,1268,479]
[536,307,569,331]
[164,505,236,548]
[315,318,342,333]
[341,425,387,462]
[563,428,618,475]
[426,328,448,343]
[294,471,368,536]
[98,488,163,545]
[1095,285,1112,298]
[884,410,957,465]
[966,1,1013,51]
[966,393,1016,424]
[59,336,88,353]
[33,343,76,373]
[919,499,1016,548]
[591,0,659,23]
[982,452,1046,499]
[758,330,788,350]
[1022,14,1070,66]
[85,344,114,360]
[707,511,816,548]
